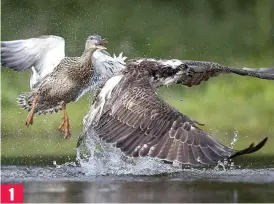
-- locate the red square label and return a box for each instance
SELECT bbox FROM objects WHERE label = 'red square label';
[1,184,24,203]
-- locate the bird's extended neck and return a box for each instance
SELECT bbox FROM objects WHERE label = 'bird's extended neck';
[83,48,98,57]
[80,48,98,65]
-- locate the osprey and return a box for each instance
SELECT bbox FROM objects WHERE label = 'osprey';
[77,58,273,166]
[1,35,126,138]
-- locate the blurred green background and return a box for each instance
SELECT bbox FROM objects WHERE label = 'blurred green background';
[1,0,274,165]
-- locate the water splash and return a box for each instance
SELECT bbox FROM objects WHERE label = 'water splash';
[229,130,239,148]
[214,159,236,171]
[76,130,182,176]
[53,160,61,169]
[214,160,227,171]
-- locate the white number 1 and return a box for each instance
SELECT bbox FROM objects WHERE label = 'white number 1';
[9,188,14,201]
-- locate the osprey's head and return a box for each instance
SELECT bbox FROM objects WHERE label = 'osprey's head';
[85,34,107,51]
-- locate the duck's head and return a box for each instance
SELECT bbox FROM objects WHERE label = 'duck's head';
[85,35,107,51]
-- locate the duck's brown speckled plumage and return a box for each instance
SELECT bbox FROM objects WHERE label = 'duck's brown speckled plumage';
[16,35,107,138]
[18,52,94,114]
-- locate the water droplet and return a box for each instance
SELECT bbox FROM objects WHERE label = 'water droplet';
[53,160,61,168]
[230,130,239,148]
[197,157,201,163]
[214,160,226,171]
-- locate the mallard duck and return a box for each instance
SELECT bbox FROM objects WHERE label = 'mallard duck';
[7,35,107,138]
[1,35,127,90]
[77,58,273,166]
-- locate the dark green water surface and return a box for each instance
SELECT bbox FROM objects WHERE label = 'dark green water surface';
[1,155,274,203]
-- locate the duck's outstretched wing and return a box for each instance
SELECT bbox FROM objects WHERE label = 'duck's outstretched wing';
[1,35,65,88]
[93,75,267,166]
[128,59,274,87]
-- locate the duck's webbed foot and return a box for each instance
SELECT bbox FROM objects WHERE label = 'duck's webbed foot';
[25,95,38,127]
[58,103,71,138]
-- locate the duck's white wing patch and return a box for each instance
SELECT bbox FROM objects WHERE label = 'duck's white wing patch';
[92,50,126,81]
[1,35,65,89]
[113,52,127,64]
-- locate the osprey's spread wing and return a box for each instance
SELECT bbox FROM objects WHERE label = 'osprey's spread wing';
[243,67,274,75]
[92,74,267,165]
[129,59,274,87]
[1,35,65,89]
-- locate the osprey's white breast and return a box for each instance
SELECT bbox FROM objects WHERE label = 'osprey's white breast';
[83,75,123,129]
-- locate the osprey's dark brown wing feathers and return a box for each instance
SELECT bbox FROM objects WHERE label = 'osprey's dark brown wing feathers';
[128,59,274,87]
[177,60,274,86]
[94,74,267,165]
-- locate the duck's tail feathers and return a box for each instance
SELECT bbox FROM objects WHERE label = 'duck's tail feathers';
[17,92,34,112]
[17,92,62,115]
